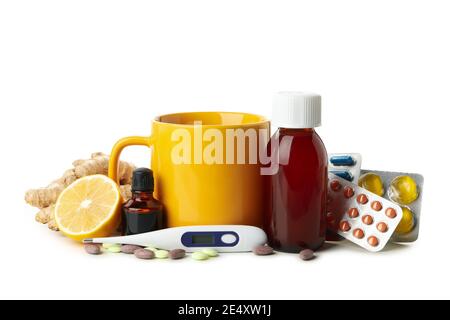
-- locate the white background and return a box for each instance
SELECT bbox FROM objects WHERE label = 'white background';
[1,0,449,300]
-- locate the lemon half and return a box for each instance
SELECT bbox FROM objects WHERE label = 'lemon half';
[55,175,122,242]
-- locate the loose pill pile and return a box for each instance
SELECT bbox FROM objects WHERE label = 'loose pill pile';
[359,170,424,243]
[327,174,403,252]
[84,244,219,261]
[84,243,320,262]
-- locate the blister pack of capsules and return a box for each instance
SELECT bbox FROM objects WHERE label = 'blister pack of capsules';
[327,173,403,252]
[358,170,424,243]
[328,153,362,182]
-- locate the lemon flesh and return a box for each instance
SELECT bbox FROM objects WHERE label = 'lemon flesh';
[55,175,122,242]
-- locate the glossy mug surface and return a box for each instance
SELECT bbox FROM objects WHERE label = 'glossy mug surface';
[109,112,270,228]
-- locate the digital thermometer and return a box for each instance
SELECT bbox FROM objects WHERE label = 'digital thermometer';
[83,225,268,253]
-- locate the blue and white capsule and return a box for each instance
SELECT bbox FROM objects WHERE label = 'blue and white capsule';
[329,155,356,167]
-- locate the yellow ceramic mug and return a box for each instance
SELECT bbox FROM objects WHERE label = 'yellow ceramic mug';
[109,112,270,228]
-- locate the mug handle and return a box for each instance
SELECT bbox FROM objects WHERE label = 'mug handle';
[108,136,154,183]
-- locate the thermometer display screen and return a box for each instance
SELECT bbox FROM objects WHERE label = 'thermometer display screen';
[191,234,215,245]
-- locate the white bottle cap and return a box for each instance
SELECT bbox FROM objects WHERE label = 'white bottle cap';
[272,91,322,128]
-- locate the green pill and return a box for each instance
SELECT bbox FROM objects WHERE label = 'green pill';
[192,251,209,261]
[155,250,169,259]
[144,247,158,252]
[202,249,218,257]
[103,243,119,249]
[107,246,122,253]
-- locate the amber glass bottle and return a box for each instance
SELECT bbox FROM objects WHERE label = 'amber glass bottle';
[265,92,328,252]
[122,168,163,235]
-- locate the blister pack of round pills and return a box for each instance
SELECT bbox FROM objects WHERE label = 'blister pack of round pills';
[327,173,403,252]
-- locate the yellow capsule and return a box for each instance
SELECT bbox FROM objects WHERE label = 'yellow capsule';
[388,175,418,205]
[358,173,385,196]
[395,207,415,235]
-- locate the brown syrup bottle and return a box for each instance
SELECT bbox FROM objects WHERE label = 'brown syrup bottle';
[265,92,328,252]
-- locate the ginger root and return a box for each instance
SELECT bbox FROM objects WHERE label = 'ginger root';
[35,205,55,225]
[35,205,59,231]
[25,152,135,209]
[48,218,59,231]
[73,152,135,185]
[25,170,77,209]
[26,152,136,232]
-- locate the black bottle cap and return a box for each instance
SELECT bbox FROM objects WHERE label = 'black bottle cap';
[131,168,154,192]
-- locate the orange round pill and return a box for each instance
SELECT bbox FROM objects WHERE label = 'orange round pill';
[357,194,369,204]
[368,236,379,247]
[377,222,388,233]
[371,201,383,211]
[330,180,342,192]
[353,228,365,239]
[385,207,397,219]
[344,186,355,199]
[339,221,351,232]
[362,215,374,225]
[347,208,359,219]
